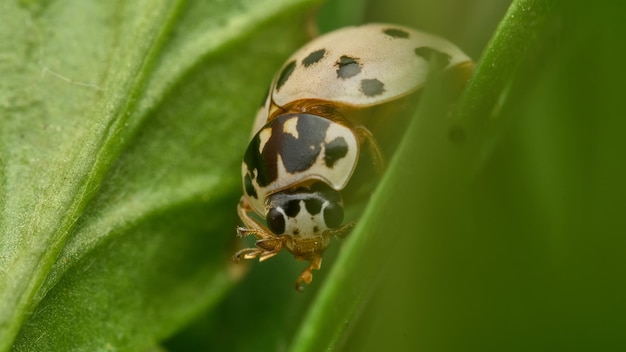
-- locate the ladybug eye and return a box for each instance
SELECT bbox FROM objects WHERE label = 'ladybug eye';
[266,208,286,235]
[323,203,344,229]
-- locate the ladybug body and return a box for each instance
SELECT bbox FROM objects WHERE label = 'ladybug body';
[234,23,473,290]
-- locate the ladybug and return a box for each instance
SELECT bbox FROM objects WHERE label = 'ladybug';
[233,23,473,290]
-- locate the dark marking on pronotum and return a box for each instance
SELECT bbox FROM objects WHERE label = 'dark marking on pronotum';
[276,60,296,91]
[313,226,319,233]
[324,137,349,168]
[243,114,331,187]
[303,49,326,67]
[383,28,410,39]
[243,131,265,184]
[335,55,361,79]
[415,47,452,69]
[360,78,385,97]
[244,173,257,199]
[280,116,329,174]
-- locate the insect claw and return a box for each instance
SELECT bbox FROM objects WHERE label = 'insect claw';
[236,226,252,238]
[232,248,260,262]
[294,257,322,292]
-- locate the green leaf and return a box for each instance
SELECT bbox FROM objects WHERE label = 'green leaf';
[0,0,317,350]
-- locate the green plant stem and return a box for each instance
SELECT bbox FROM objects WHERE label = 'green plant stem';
[457,0,557,122]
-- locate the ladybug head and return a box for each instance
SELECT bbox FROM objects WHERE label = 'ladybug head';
[264,182,344,237]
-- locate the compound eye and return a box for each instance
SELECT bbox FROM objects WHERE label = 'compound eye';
[266,208,286,235]
[323,203,344,229]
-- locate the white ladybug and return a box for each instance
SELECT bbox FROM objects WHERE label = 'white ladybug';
[233,23,473,290]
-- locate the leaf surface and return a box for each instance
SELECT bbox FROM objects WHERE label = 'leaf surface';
[0,0,315,350]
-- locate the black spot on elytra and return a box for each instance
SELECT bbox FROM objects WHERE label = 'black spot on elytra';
[383,28,410,39]
[243,114,332,187]
[304,198,322,215]
[302,49,326,67]
[293,229,300,235]
[276,60,296,91]
[415,47,452,69]
[313,226,319,233]
[244,173,257,198]
[335,55,361,79]
[360,78,385,97]
[324,137,348,167]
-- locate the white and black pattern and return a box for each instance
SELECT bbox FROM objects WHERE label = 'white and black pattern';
[242,114,359,216]
[265,182,344,238]
[270,23,472,109]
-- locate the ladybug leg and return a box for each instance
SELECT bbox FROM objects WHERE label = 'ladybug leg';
[290,220,355,291]
[236,196,270,236]
[233,197,285,262]
[354,125,386,176]
[232,237,283,262]
[326,220,357,239]
[295,256,322,292]
[232,247,264,261]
